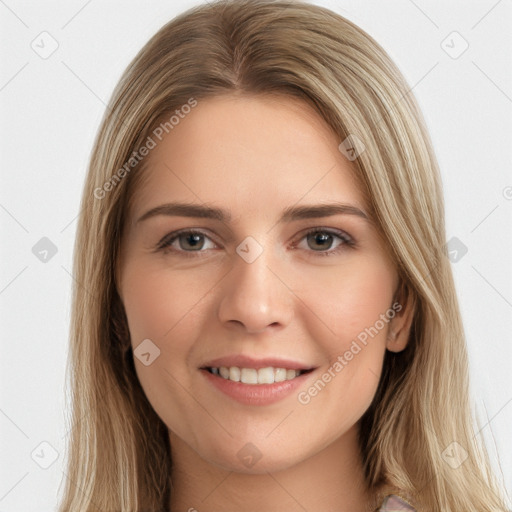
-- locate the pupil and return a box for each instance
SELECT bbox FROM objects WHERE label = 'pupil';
[309,232,332,251]
[183,233,203,250]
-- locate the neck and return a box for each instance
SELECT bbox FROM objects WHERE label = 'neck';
[168,425,378,512]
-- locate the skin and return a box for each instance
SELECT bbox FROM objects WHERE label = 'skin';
[117,94,415,511]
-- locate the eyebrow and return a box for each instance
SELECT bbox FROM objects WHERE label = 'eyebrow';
[136,201,370,225]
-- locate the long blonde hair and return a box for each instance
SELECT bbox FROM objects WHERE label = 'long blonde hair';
[58,1,509,510]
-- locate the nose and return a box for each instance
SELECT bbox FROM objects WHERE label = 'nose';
[217,239,294,334]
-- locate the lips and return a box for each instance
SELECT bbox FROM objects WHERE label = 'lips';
[199,354,318,405]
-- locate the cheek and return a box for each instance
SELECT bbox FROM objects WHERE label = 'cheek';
[119,260,208,410]
[292,253,396,344]
[119,262,215,442]
[120,259,217,348]
[293,255,395,415]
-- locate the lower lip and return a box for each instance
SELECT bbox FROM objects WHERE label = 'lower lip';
[200,369,315,406]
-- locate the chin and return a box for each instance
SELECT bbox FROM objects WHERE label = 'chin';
[200,440,308,475]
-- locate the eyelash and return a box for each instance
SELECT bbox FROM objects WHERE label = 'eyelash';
[155,227,356,258]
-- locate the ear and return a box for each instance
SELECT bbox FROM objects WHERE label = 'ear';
[386,280,416,353]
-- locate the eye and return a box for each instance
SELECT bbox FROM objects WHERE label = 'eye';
[156,229,217,256]
[294,228,355,257]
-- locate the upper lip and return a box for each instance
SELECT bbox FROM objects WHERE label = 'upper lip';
[200,355,317,371]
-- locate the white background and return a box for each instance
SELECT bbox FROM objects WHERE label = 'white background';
[1,1,511,510]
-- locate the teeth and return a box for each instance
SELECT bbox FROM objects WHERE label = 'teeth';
[257,367,274,384]
[229,366,241,382]
[274,368,287,382]
[241,368,258,384]
[286,369,296,380]
[211,366,303,384]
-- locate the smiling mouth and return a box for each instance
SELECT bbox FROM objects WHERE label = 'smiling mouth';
[203,366,315,385]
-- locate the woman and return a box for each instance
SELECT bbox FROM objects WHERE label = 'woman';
[58,1,509,510]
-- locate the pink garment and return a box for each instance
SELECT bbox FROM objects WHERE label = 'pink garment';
[379,494,417,511]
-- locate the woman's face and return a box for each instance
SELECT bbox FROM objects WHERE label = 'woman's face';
[118,94,406,473]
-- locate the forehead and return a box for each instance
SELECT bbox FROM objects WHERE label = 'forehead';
[127,94,368,223]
